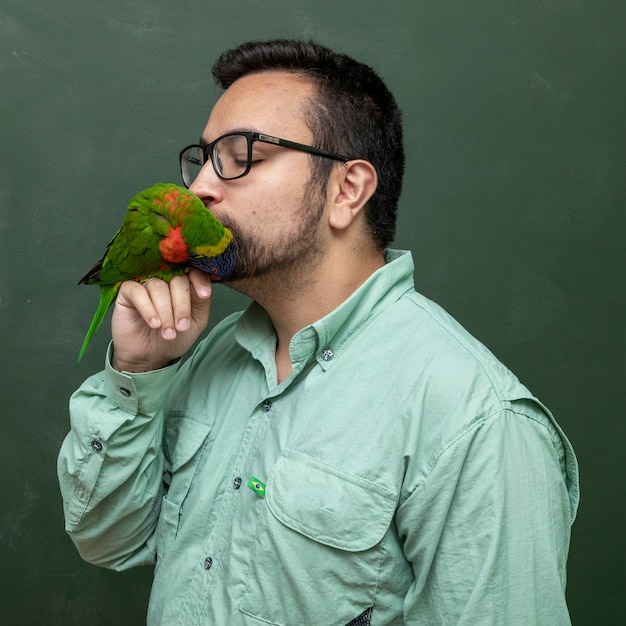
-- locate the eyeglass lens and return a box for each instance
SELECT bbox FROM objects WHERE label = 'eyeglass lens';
[181,134,252,185]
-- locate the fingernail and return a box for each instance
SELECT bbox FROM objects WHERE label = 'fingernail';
[177,318,190,331]
[163,328,176,340]
[150,317,161,328]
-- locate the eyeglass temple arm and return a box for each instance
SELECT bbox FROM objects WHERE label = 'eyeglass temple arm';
[257,133,349,162]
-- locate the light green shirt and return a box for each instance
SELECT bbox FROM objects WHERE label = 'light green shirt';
[58,250,579,625]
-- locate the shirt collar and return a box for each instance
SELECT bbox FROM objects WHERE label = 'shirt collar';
[235,249,415,379]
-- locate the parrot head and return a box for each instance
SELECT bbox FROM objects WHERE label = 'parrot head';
[189,237,238,280]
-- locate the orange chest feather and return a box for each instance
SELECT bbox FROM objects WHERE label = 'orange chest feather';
[159,225,188,263]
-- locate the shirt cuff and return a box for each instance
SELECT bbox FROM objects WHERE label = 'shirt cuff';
[103,342,179,415]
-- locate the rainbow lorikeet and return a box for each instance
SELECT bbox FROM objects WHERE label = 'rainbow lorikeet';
[76,182,237,363]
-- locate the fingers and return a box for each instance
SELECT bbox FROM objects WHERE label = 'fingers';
[145,276,197,340]
[187,269,213,329]
[117,279,162,331]
[117,272,212,341]
[166,276,190,333]
[188,268,213,301]
[147,277,180,339]
[170,271,213,332]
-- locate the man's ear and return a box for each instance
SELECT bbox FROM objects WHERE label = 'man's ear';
[328,160,378,230]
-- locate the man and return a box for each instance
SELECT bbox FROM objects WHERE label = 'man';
[58,39,579,625]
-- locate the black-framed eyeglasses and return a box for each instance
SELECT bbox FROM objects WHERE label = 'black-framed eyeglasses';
[179,131,351,187]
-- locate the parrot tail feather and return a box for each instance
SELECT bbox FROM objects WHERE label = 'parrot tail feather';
[77,283,121,364]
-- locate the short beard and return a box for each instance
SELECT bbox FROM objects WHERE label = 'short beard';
[222,174,327,296]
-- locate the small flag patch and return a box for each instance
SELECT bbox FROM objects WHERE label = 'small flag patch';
[247,477,266,498]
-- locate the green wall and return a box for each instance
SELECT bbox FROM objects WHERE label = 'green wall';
[1,1,624,623]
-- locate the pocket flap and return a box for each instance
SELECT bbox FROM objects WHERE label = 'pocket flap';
[266,450,397,551]
[163,414,212,473]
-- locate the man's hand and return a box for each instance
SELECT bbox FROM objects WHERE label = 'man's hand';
[111,269,213,372]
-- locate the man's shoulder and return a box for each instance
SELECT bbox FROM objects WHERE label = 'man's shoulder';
[375,288,535,407]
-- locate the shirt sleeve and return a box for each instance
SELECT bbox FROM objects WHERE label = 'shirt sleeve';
[57,344,179,570]
[396,400,578,625]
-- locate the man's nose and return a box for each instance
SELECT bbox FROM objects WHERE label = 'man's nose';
[189,160,224,204]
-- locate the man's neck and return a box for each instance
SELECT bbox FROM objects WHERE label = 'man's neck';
[237,246,386,382]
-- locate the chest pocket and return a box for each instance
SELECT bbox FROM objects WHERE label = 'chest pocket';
[155,413,213,564]
[241,450,397,625]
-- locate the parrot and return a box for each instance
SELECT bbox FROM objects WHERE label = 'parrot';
[76,182,237,363]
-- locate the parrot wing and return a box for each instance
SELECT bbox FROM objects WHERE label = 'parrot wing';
[77,227,121,286]
[79,206,171,286]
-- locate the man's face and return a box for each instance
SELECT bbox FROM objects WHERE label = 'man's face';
[190,71,329,287]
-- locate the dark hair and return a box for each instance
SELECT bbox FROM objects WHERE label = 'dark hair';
[212,39,405,249]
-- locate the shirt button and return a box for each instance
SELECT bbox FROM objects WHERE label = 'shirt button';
[203,557,213,570]
[119,387,131,397]
[233,477,242,490]
[321,347,334,361]
[90,439,103,453]
[261,399,272,412]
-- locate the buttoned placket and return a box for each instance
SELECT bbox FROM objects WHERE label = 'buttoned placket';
[183,314,342,622]
[189,390,279,623]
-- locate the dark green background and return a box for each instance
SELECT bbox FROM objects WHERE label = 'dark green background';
[1,0,624,623]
